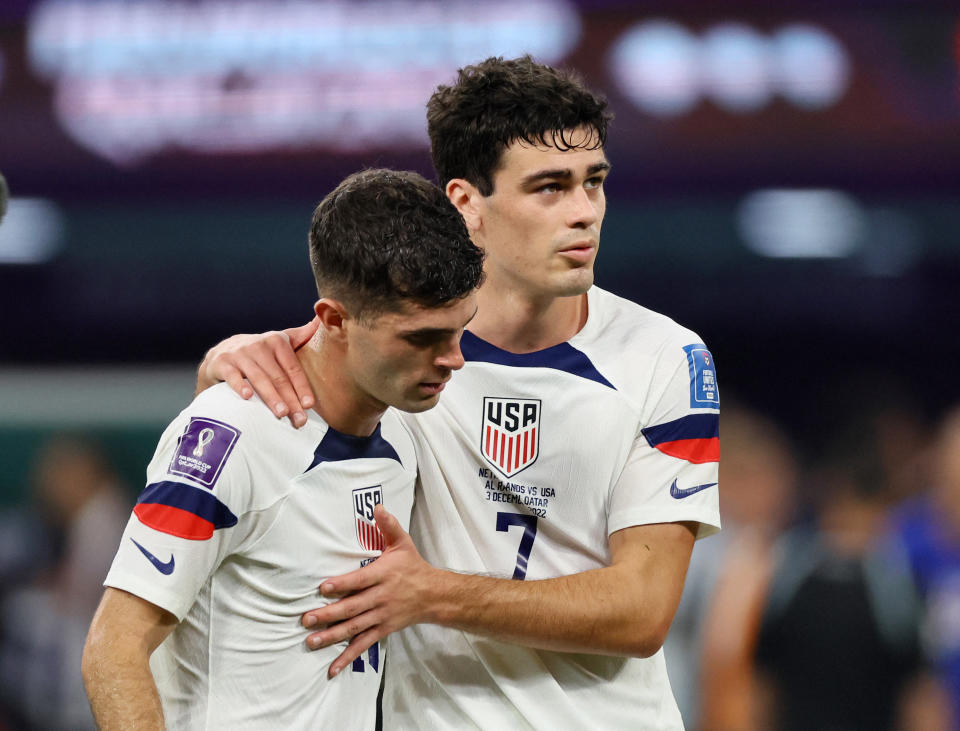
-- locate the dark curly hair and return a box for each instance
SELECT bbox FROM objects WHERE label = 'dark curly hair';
[309,168,484,320]
[427,55,613,196]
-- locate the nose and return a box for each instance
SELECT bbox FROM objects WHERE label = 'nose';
[435,336,466,372]
[567,185,600,229]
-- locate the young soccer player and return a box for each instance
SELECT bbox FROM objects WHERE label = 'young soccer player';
[81,169,483,730]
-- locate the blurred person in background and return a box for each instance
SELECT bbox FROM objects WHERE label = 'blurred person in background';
[893,404,960,730]
[0,436,128,731]
[695,400,943,731]
[665,401,798,729]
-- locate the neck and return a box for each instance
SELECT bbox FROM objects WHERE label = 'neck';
[468,284,589,353]
[297,335,384,437]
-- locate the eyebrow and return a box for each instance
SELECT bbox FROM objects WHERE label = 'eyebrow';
[520,161,611,188]
[398,306,479,338]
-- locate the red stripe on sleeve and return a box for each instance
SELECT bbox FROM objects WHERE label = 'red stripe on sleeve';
[134,503,216,540]
[654,437,720,464]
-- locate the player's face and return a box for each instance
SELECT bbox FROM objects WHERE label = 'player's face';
[474,127,609,299]
[346,294,478,413]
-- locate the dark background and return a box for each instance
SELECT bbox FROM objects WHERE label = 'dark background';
[1,0,959,470]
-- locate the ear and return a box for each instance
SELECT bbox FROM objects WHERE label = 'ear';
[446,178,484,233]
[313,298,350,341]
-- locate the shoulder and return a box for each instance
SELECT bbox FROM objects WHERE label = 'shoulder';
[578,287,714,396]
[585,286,704,351]
[187,382,277,431]
[151,384,320,507]
[183,383,316,451]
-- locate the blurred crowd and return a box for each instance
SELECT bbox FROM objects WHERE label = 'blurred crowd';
[0,437,128,730]
[2,388,960,729]
[667,383,960,731]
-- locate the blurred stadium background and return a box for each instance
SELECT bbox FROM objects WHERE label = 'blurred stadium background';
[1,0,958,728]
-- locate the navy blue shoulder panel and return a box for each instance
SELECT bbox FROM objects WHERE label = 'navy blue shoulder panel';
[460,330,615,390]
[305,423,402,473]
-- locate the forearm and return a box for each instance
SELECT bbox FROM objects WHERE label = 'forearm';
[426,561,671,657]
[423,522,695,656]
[307,514,696,671]
[82,588,177,730]
[82,640,165,730]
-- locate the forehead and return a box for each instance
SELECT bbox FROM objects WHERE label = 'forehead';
[495,127,607,179]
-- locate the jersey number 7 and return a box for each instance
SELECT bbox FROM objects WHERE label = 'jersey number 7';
[496,512,538,580]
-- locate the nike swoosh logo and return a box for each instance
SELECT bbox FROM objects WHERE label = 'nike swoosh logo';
[670,479,717,499]
[131,538,175,575]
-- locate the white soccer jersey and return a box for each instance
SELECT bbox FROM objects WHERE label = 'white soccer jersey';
[386,286,721,730]
[104,384,416,730]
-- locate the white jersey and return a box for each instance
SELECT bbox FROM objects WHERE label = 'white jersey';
[386,286,721,730]
[104,384,416,730]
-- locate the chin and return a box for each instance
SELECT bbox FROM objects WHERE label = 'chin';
[554,271,594,297]
[395,395,441,414]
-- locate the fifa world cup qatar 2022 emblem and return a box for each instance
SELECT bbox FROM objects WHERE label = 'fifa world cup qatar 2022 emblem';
[481,398,541,478]
[352,486,384,551]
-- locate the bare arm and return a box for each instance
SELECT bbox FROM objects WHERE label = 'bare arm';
[195,319,320,427]
[304,505,696,677]
[697,531,776,731]
[82,588,178,731]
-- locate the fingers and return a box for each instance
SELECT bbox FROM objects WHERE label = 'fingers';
[305,604,380,650]
[218,362,253,400]
[318,566,377,600]
[273,336,315,412]
[229,351,295,421]
[201,330,316,428]
[328,629,384,679]
[231,334,307,426]
[373,505,408,547]
[284,317,321,351]
[303,577,377,629]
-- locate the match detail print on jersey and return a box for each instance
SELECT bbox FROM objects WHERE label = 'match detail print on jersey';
[481,398,541,478]
[168,417,240,487]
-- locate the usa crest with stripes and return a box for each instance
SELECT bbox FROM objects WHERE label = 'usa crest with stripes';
[481,398,541,478]
[352,485,384,551]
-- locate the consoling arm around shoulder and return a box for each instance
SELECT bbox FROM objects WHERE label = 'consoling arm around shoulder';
[82,588,178,731]
[303,506,697,676]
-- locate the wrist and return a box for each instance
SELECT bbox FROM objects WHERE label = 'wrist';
[421,569,472,627]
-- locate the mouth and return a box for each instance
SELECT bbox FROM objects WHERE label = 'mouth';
[418,379,449,396]
[557,241,596,264]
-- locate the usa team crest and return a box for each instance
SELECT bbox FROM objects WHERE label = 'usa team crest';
[352,486,384,551]
[481,398,541,478]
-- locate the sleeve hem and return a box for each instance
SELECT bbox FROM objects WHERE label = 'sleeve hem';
[104,572,191,621]
[608,507,721,541]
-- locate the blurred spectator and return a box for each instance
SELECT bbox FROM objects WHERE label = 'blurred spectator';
[693,399,941,731]
[752,455,927,730]
[894,405,960,730]
[0,436,129,731]
[817,372,932,505]
[666,402,799,729]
